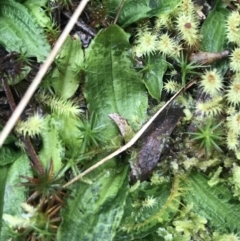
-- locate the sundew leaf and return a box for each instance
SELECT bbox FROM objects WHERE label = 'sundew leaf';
[51,36,84,99]
[115,176,182,240]
[200,3,229,52]
[0,154,32,240]
[0,0,50,62]
[143,55,168,101]
[107,0,180,27]
[184,171,240,233]
[57,165,129,241]
[84,24,148,139]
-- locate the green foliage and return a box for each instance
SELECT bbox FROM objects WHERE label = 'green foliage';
[0,0,50,62]
[228,163,240,201]
[142,55,168,101]
[39,94,81,118]
[21,160,64,202]
[174,53,205,86]
[50,36,84,99]
[38,116,64,173]
[107,0,180,27]
[0,154,32,240]
[0,166,8,237]
[78,113,106,153]
[57,165,129,241]
[2,0,240,240]
[184,171,240,234]
[115,176,183,240]
[0,147,22,166]
[200,1,229,52]
[172,204,208,240]
[3,203,56,241]
[84,24,148,138]
[23,0,51,28]
[189,119,224,157]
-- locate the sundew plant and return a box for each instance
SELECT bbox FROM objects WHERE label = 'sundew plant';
[1,0,240,240]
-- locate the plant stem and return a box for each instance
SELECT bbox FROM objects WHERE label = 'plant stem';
[182,70,186,86]
[1,77,44,174]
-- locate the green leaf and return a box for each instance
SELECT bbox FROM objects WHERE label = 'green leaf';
[57,165,129,241]
[143,55,167,101]
[23,0,51,28]
[84,24,148,139]
[0,166,9,235]
[51,36,84,99]
[0,154,32,240]
[39,116,64,173]
[107,0,180,27]
[184,171,240,233]
[0,147,22,166]
[0,0,50,62]
[58,117,83,151]
[200,5,229,52]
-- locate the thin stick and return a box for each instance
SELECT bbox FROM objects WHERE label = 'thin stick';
[63,80,196,188]
[1,78,17,111]
[2,77,44,173]
[114,0,125,24]
[0,0,90,147]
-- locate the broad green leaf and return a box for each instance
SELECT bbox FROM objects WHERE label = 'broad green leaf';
[84,24,148,139]
[0,154,32,240]
[107,0,180,27]
[143,55,167,101]
[23,0,51,28]
[0,0,50,62]
[184,171,240,233]
[200,4,229,52]
[57,165,129,241]
[51,36,84,99]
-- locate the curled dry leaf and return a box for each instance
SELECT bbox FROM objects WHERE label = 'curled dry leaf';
[108,113,134,142]
[130,107,184,182]
[189,50,229,64]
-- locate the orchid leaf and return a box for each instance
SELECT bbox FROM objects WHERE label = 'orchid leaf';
[57,165,129,241]
[51,36,84,99]
[84,24,148,139]
[200,4,229,52]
